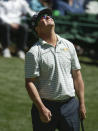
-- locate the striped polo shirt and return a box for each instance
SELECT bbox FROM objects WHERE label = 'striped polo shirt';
[25,35,81,100]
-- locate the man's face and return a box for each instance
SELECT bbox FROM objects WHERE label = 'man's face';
[35,14,55,33]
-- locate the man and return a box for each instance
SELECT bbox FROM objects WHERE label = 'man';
[26,0,46,12]
[25,8,86,131]
[52,0,84,16]
[0,0,35,59]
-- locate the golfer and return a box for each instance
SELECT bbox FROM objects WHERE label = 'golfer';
[25,8,86,131]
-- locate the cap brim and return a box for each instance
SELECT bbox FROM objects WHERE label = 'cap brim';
[38,8,52,18]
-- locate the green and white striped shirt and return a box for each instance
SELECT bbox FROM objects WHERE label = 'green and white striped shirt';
[25,35,81,100]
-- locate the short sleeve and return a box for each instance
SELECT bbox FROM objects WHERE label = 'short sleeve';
[71,45,81,70]
[25,52,40,78]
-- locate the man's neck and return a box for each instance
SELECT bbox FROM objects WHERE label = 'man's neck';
[39,31,57,47]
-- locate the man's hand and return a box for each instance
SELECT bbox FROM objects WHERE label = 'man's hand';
[39,106,52,123]
[80,104,86,120]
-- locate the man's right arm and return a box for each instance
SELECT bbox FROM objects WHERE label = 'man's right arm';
[25,78,52,123]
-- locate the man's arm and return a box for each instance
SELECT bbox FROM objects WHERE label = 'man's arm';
[25,78,52,123]
[72,69,86,119]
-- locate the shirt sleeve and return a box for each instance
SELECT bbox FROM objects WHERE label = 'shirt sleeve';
[21,0,36,16]
[71,44,81,70]
[25,51,40,78]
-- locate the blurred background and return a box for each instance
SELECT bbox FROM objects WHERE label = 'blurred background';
[0,0,98,131]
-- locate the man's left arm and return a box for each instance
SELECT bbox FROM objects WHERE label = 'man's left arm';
[72,69,86,119]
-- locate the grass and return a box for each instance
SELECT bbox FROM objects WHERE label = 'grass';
[0,57,32,131]
[0,56,98,131]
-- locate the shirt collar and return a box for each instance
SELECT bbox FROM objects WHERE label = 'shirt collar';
[39,34,62,46]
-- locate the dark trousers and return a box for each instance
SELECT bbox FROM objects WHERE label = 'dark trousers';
[31,97,80,131]
[0,21,28,51]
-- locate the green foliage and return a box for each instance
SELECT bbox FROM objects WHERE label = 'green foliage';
[0,56,98,131]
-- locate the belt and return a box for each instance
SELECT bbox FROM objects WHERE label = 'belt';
[42,97,74,103]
